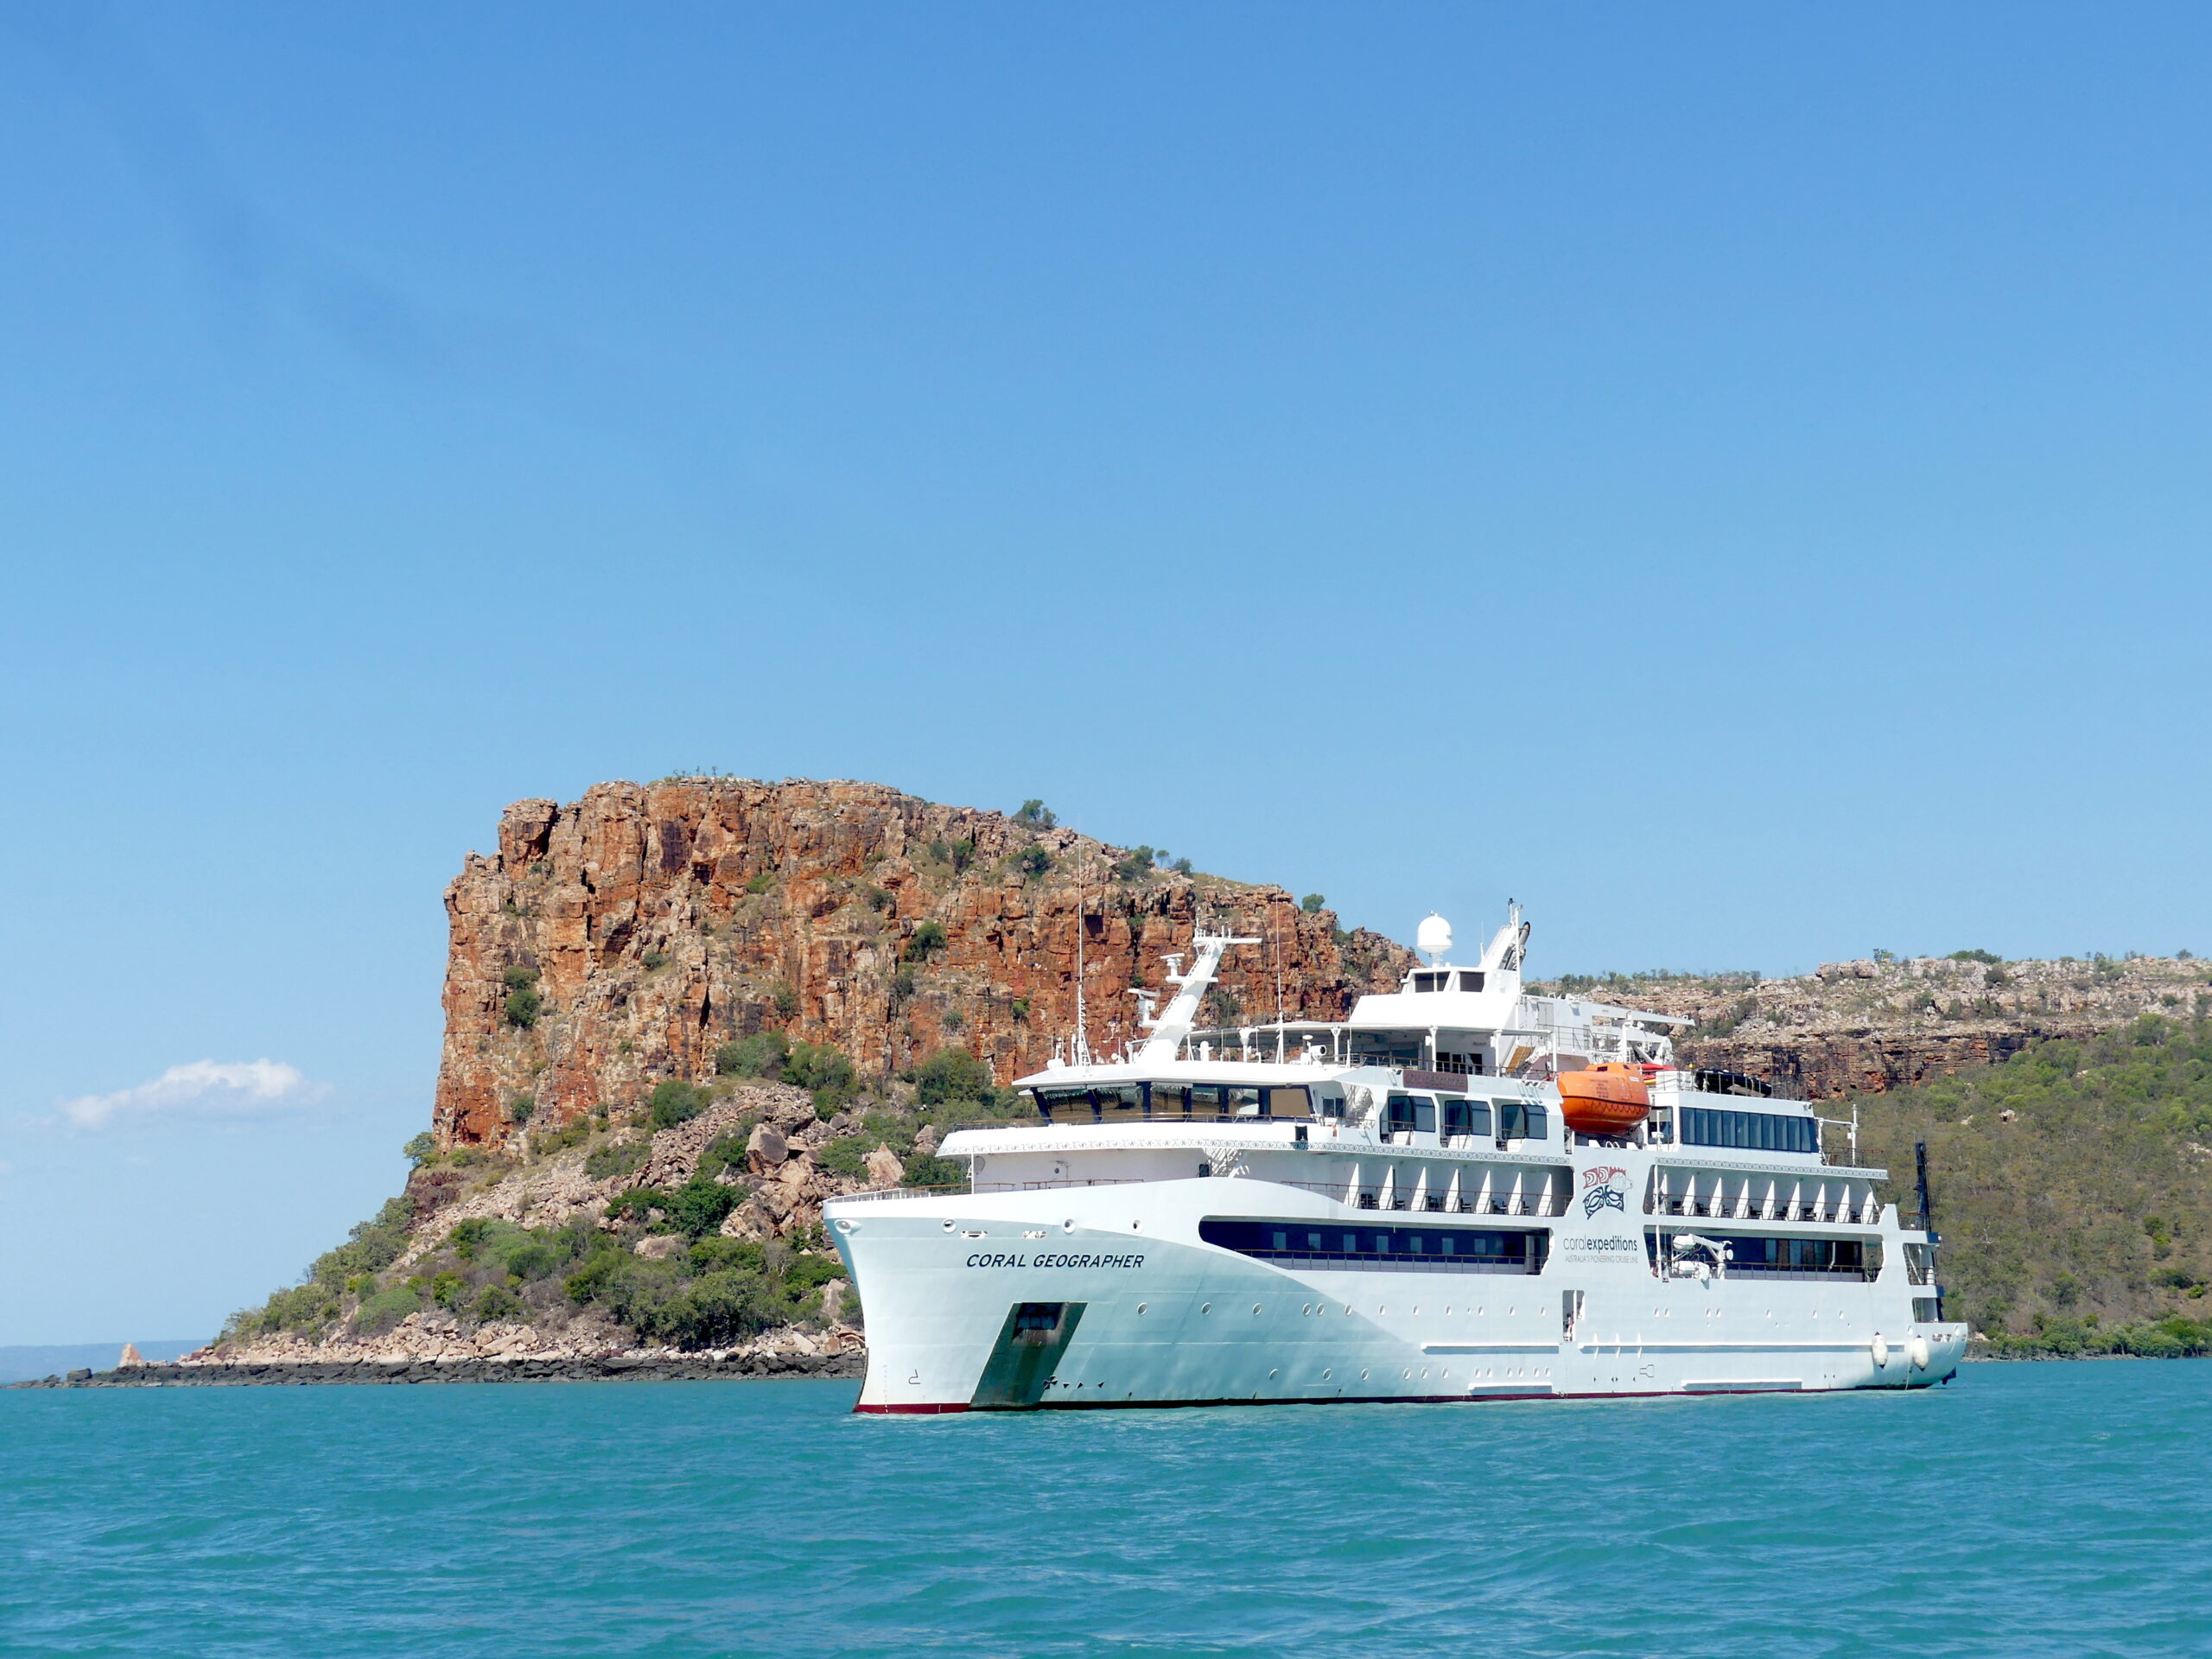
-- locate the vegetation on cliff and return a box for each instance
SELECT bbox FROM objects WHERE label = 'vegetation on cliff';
[1853,1015,2212,1351]
[222,1039,1022,1357]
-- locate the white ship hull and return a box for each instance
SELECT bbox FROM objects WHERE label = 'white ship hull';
[830,1166,1967,1414]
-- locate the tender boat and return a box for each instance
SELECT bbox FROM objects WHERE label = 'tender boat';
[826,907,1967,1412]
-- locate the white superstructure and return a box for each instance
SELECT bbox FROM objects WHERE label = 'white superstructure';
[828,910,1967,1413]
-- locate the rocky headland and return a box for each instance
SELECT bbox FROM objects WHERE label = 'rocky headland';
[144,778,2212,1382]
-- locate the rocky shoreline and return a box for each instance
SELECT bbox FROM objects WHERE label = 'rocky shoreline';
[14,1351,862,1389]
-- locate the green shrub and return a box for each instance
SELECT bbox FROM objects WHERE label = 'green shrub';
[717,1031,789,1077]
[697,1128,753,1180]
[353,1284,425,1334]
[915,1046,994,1108]
[690,1236,767,1275]
[507,1094,536,1126]
[1111,846,1161,882]
[902,1151,967,1189]
[906,921,948,960]
[474,1283,523,1321]
[642,950,671,972]
[585,1138,649,1182]
[648,1079,708,1130]
[533,1116,590,1155]
[503,986,543,1028]
[746,871,776,895]
[430,1271,467,1308]
[1013,845,1051,877]
[818,1136,874,1180]
[1171,857,1193,875]
[1012,799,1057,829]
[604,1188,666,1225]
[663,1173,741,1239]
[1948,948,2003,964]
[771,981,799,1019]
[641,1268,780,1346]
[1300,893,1325,913]
[403,1131,438,1166]
[784,1041,856,1114]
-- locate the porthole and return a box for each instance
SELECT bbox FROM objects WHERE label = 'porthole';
[1402,1369,1412,1380]
[1136,1303,1147,1315]
[1063,1219,1076,1233]
[1268,1368,1279,1379]
[1412,1306,1421,1316]
[1322,1368,1332,1379]
[1302,1304,1313,1316]
[1200,1302,1211,1314]
[941,1220,957,1232]
[1252,1304,1262,1317]
[836,1218,855,1233]
[1360,1368,1370,1380]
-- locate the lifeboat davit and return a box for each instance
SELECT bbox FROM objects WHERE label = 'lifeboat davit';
[1556,1063,1651,1136]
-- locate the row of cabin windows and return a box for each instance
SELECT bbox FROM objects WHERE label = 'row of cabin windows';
[1677,1107,1821,1154]
[1387,1093,1549,1142]
[1409,970,1486,994]
[1199,1217,1548,1272]
[1030,1084,1325,1122]
[1647,1231,1874,1275]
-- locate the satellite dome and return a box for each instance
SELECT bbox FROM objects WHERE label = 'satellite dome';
[1415,913,1452,961]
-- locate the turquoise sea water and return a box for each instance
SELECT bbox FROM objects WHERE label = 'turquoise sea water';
[5,1363,2210,1658]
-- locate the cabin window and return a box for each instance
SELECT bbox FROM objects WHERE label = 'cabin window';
[1263,1086,1313,1120]
[1497,1101,1548,1141]
[1200,1217,1549,1273]
[1680,1108,1819,1154]
[1190,1085,1226,1117]
[1413,1096,1436,1135]
[1912,1297,1941,1322]
[1317,1090,1345,1121]
[1227,1086,1262,1116]
[1414,971,1450,993]
[1457,971,1485,993]
[1151,1084,1192,1119]
[1385,1093,1417,1134]
[1651,1231,1872,1278]
[1441,1098,1471,1139]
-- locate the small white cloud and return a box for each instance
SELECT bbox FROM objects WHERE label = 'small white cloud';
[60,1059,321,1128]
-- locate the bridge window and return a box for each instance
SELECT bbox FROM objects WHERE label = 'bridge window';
[1413,971,1451,993]
[1458,972,1485,992]
[1263,1086,1313,1120]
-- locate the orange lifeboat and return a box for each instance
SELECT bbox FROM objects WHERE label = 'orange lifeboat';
[1556,1063,1651,1136]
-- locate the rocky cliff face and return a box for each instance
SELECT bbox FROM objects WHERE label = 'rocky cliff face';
[1538,955,2212,1099]
[435,779,1414,1147]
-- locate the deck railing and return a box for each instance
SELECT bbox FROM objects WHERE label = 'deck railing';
[827,1173,1568,1216]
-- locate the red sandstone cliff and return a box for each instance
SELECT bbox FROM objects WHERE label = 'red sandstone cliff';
[434,779,1414,1146]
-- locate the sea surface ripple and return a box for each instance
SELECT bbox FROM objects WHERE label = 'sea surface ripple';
[5,1363,2209,1657]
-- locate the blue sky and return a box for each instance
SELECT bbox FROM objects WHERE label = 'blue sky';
[4,3,2210,1343]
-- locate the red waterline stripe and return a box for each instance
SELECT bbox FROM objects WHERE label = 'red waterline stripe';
[849,1380,1944,1415]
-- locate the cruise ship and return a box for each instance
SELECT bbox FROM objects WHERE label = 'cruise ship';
[826,909,1967,1412]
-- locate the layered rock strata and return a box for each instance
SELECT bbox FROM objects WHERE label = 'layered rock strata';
[1541,955,2212,1099]
[434,779,1414,1146]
